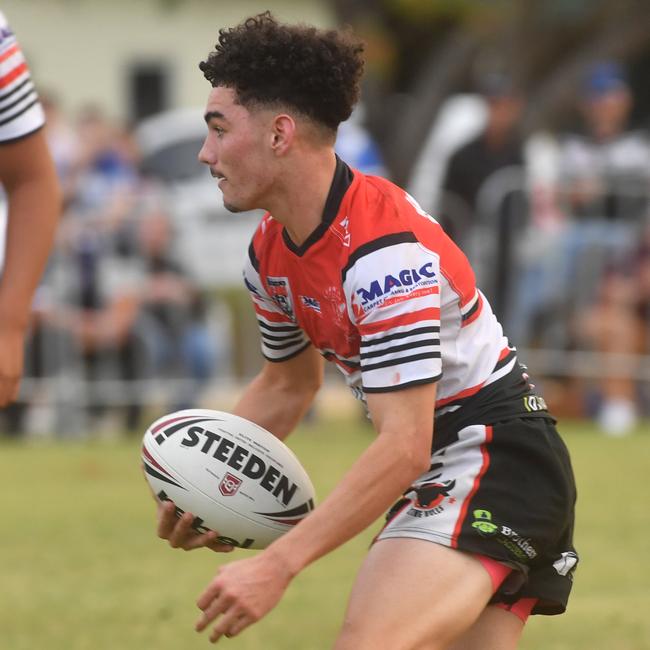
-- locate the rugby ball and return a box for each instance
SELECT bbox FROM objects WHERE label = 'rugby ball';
[142,409,315,550]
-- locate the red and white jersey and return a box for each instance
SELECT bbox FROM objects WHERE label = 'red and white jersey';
[244,158,544,432]
[0,11,44,143]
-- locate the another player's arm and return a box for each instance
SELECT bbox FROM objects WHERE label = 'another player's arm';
[0,129,61,405]
[232,345,324,440]
[156,345,323,550]
[195,382,436,641]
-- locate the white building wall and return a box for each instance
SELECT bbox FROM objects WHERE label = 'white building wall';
[4,0,333,121]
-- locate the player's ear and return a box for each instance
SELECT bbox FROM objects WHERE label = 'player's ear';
[270,114,295,155]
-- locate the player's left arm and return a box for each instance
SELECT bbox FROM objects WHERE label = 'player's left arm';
[0,130,61,405]
[195,381,436,642]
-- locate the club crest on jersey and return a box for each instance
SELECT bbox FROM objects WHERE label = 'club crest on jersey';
[266,276,295,320]
[355,262,438,310]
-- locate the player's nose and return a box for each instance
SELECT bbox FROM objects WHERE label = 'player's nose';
[198,137,216,166]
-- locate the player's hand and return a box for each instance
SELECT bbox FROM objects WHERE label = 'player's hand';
[195,549,293,643]
[0,323,26,406]
[156,499,235,553]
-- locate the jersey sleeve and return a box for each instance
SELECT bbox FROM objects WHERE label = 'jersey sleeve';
[243,240,311,362]
[343,232,442,392]
[0,12,45,143]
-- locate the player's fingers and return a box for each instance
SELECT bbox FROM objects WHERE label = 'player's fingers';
[223,613,251,639]
[197,580,222,611]
[167,511,196,548]
[209,611,249,643]
[183,530,235,553]
[156,500,178,539]
[195,592,232,632]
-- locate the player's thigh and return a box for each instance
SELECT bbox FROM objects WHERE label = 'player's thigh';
[447,605,525,650]
[334,538,494,650]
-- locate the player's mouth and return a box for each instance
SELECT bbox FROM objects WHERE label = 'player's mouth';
[211,169,227,187]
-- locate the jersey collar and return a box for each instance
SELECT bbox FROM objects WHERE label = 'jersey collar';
[282,155,354,257]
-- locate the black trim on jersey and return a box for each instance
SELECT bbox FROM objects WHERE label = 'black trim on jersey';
[362,350,441,372]
[0,96,38,128]
[363,373,442,393]
[360,338,439,360]
[257,320,300,333]
[0,87,35,117]
[263,340,312,363]
[342,232,418,282]
[263,337,307,351]
[0,77,31,103]
[248,240,260,272]
[282,155,353,257]
[461,296,481,322]
[360,325,440,348]
[322,351,361,369]
[261,331,306,342]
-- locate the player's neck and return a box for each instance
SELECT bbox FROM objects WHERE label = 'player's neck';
[266,148,337,247]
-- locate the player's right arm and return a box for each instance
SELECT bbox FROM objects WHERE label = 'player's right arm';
[232,346,323,440]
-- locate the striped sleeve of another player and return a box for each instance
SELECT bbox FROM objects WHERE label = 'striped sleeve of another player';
[0,12,44,142]
[243,240,310,362]
[344,236,442,392]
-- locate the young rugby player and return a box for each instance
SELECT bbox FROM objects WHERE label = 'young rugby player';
[156,13,578,648]
[0,11,60,407]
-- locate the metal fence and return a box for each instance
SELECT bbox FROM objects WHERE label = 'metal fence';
[437,164,650,427]
[3,165,650,436]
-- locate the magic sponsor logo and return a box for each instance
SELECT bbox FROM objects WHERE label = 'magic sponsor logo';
[356,262,437,308]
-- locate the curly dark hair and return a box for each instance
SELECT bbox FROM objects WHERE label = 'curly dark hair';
[199,12,365,131]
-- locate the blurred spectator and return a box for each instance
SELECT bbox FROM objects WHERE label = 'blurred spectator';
[40,91,80,207]
[572,263,645,436]
[135,204,217,415]
[527,63,648,363]
[558,62,650,222]
[439,72,525,320]
[510,62,650,352]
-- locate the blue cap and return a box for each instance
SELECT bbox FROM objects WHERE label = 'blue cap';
[584,61,627,98]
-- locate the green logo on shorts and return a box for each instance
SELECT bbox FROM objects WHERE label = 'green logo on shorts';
[471,509,499,536]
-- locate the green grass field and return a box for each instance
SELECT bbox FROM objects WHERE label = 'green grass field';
[1,417,649,650]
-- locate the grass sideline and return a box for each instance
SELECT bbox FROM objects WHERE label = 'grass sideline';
[1,417,649,650]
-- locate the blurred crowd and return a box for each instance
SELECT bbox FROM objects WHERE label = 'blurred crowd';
[1,95,221,437]
[1,60,649,439]
[424,61,650,436]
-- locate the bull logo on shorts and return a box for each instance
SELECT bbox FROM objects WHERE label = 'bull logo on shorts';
[412,480,456,510]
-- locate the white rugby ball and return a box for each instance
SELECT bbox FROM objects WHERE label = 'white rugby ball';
[142,409,315,550]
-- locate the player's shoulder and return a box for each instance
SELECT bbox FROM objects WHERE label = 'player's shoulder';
[346,169,443,247]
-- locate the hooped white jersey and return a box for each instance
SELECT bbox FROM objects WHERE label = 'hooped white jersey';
[244,157,547,435]
[0,11,44,143]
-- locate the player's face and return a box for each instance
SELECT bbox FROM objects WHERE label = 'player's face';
[198,86,276,213]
